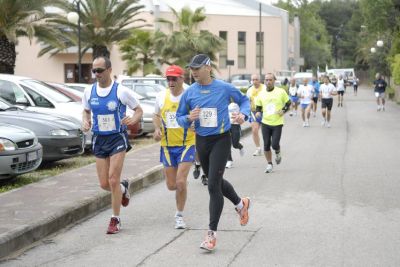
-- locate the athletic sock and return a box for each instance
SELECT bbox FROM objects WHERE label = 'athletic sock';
[236,200,244,210]
[120,183,126,194]
[175,211,183,217]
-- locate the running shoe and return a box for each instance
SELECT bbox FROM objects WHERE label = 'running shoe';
[265,163,273,173]
[302,122,306,127]
[193,164,201,179]
[382,105,385,111]
[175,215,186,229]
[226,161,233,169]
[377,106,381,111]
[200,230,217,251]
[121,179,130,207]
[326,123,331,128]
[201,175,208,186]
[275,152,282,165]
[236,197,251,226]
[321,120,326,127]
[289,111,293,116]
[253,148,262,156]
[106,217,121,234]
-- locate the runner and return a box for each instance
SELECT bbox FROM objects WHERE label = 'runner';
[247,74,265,156]
[353,76,359,96]
[336,74,345,107]
[255,73,290,173]
[153,65,196,229]
[319,76,337,128]
[311,76,320,117]
[373,73,387,111]
[226,102,245,169]
[288,78,299,116]
[176,54,251,252]
[82,56,143,234]
[297,78,314,127]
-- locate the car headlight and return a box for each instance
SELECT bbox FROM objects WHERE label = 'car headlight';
[50,129,69,136]
[0,138,17,151]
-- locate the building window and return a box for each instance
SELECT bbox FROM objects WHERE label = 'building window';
[219,31,228,69]
[256,32,264,69]
[238,31,246,68]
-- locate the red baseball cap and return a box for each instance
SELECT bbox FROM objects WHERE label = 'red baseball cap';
[165,65,184,77]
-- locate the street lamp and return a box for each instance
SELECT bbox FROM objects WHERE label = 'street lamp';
[370,47,376,53]
[67,0,82,83]
[377,40,384,47]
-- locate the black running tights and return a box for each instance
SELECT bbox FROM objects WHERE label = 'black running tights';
[196,132,242,231]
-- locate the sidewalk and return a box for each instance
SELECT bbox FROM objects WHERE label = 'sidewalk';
[0,123,251,259]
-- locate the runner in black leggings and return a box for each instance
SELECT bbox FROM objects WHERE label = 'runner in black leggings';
[176,54,251,252]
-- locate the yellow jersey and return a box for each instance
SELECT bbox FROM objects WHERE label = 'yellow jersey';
[246,84,265,112]
[255,87,289,126]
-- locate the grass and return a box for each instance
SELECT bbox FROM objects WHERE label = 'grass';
[0,135,156,193]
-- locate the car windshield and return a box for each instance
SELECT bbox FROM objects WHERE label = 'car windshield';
[134,84,162,99]
[22,80,74,103]
[232,80,249,87]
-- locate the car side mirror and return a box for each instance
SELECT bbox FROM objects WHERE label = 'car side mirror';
[16,98,29,106]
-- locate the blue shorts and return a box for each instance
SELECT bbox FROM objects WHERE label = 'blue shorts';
[290,96,299,103]
[92,131,131,158]
[249,111,262,123]
[300,103,311,109]
[160,145,196,167]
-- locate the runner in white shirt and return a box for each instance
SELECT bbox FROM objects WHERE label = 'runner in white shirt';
[336,75,345,107]
[297,78,314,127]
[319,76,337,128]
[288,78,299,116]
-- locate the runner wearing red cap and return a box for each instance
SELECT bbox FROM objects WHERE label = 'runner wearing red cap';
[153,65,195,229]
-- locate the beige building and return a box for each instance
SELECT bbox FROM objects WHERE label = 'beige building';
[15,0,300,83]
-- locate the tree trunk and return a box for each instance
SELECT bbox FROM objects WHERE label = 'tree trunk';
[92,45,110,60]
[0,35,16,74]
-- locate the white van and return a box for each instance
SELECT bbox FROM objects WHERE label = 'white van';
[293,72,313,85]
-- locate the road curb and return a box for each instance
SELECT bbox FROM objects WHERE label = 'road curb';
[0,165,164,260]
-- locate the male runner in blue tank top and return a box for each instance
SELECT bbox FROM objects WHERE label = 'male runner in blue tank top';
[176,54,251,252]
[82,56,143,234]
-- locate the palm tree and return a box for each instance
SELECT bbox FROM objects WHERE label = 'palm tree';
[119,29,163,75]
[157,6,223,69]
[39,0,146,59]
[0,0,60,74]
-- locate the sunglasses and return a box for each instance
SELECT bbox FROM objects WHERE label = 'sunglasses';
[166,76,178,82]
[92,68,107,74]
[265,79,273,81]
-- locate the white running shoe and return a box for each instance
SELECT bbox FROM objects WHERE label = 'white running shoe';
[175,215,186,229]
[225,161,233,169]
[253,148,262,156]
[326,122,331,128]
[303,122,307,127]
[382,105,385,111]
[321,120,326,127]
[275,153,282,165]
[377,106,381,111]
[265,163,273,173]
[306,120,310,127]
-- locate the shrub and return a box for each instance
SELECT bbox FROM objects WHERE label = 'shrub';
[391,54,400,85]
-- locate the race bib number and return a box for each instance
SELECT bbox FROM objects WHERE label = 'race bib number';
[165,111,180,128]
[199,108,218,127]
[97,114,116,132]
[266,103,276,115]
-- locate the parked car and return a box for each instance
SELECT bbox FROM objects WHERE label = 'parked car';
[0,123,43,180]
[47,82,84,101]
[65,83,89,92]
[117,75,168,88]
[0,74,91,147]
[120,82,165,101]
[231,79,250,91]
[0,98,84,161]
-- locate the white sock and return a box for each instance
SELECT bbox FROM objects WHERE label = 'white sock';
[236,200,244,210]
[175,211,183,217]
[111,215,120,221]
[120,184,126,194]
[208,230,217,236]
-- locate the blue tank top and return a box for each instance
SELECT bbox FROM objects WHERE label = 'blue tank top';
[89,82,127,135]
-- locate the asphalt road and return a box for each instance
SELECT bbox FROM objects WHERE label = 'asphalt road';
[3,86,400,267]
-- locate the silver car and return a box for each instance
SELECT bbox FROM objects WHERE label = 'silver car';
[0,123,43,180]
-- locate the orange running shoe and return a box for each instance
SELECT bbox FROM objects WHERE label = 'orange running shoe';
[236,197,250,226]
[200,230,217,251]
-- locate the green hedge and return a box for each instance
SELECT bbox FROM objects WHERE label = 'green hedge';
[391,54,400,85]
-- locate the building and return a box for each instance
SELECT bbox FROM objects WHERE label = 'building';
[14,0,300,83]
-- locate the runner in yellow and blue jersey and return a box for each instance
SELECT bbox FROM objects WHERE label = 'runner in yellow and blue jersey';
[176,54,251,252]
[153,65,195,230]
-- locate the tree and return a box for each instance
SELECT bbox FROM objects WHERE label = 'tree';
[156,6,223,69]
[0,0,61,74]
[276,0,331,71]
[119,29,163,75]
[38,0,146,60]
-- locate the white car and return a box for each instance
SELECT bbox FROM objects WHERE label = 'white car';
[0,74,90,146]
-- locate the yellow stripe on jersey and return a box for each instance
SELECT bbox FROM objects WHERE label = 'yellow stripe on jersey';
[160,90,195,147]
